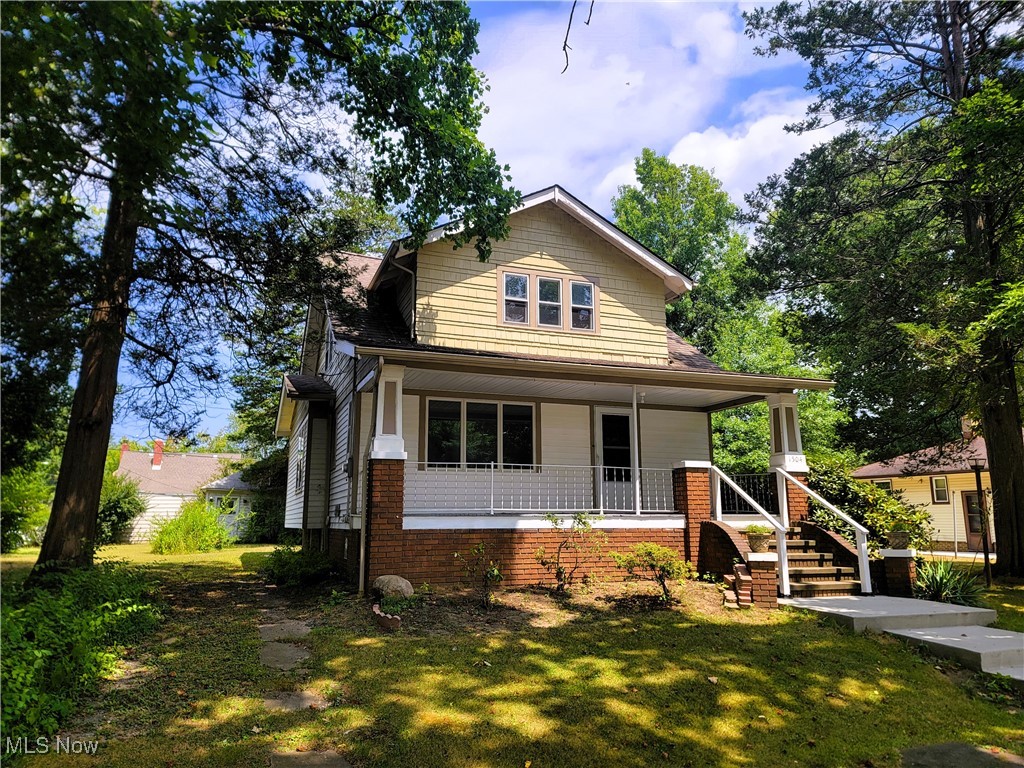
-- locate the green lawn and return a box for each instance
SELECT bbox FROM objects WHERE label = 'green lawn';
[2,546,1022,767]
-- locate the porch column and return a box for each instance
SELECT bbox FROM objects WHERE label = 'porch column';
[365,458,405,587]
[768,393,810,524]
[674,461,712,564]
[370,364,407,459]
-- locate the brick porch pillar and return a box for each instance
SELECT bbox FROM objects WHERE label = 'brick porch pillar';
[746,553,779,609]
[365,458,405,587]
[881,548,917,597]
[785,473,811,524]
[674,461,712,564]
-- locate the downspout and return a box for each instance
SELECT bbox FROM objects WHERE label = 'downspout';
[632,384,641,514]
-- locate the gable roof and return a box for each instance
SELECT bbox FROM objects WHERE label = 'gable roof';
[852,434,995,478]
[116,450,241,496]
[369,185,693,300]
[202,470,252,493]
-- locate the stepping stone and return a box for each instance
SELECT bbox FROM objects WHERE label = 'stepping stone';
[902,743,1024,767]
[270,751,352,767]
[888,625,1024,676]
[259,620,312,642]
[260,642,309,671]
[263,691,328,712]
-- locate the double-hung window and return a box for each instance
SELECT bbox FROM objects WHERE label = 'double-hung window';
[930,476,949,504]
[427,399,535,467]
[570,280,595,330]
[537,277,562,327]
[503,273,529,324]
[873,480,893,493]
[499,269,597,331]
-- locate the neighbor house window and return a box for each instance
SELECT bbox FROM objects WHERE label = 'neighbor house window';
[931,476,950,504]
[503,273,528,324]
[537,277,562,327]
[427,399,535,467]
[570,280,595,330]
[874,480,893,492]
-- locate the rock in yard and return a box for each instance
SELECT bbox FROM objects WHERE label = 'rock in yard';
[372,574,413,599]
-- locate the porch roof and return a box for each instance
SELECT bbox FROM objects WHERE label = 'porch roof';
[361,346,833,410]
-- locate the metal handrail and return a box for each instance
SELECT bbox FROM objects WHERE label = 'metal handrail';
[771,467,873,595]
[710,466,791,597]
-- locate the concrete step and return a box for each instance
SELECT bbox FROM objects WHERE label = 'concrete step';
[789,581,861,596]
[779,595,998,632]
[789,566,857,582]
[887,625,1024,677]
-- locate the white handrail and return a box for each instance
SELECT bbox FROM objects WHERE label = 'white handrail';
[710,466,791,597]
[771,467,873,595]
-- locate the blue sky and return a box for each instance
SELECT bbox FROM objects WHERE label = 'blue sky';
[112,1,843,443]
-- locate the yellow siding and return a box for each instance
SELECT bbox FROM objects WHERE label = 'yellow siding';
[416,202,668,365]
[886,472,991,545]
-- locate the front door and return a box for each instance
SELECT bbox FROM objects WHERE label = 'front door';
[595,409,633,511]
[962,492,990,551]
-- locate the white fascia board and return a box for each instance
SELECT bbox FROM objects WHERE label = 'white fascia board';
[371,185,693,300]
[273,377,295,437]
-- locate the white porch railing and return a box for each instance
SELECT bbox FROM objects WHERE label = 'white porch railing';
[772,467,873,595]
[404,462,676,514]
[710,466,791,597]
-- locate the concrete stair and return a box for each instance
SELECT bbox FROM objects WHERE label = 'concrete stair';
[770,527,863,597]
[887,625,1024,677]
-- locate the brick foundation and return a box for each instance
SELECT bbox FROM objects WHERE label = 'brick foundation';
[675,466,711,564]
[326,528,361,584]
[747,558,778,608]
[698,520,751,576]
[883,554,917,597]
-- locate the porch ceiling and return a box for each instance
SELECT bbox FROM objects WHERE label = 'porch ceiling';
[402,367,767,410]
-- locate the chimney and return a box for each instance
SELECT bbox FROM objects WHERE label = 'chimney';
[152,439,164,470]
[120,439,129,461]
[961,416,976,442]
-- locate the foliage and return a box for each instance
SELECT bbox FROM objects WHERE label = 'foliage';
[150,500,232,555]
[258,545,334,588]
[379,594,421,616]
[0,465,53,552]
[236,450,296,544]
[535,512,607,594]
[745,524,773,536]
[97,472,146,546]
[915,560,986,608]
[744,1,1024,575]
[611,542,694,603]
[455,543,505,608]
[807,460,932,553]
[0,562,160,738]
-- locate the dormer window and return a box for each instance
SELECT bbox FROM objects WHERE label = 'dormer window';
[503,273,528,324]
[498,267,598,332]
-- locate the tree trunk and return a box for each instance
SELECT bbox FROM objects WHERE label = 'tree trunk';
[977,336,1024,577]
[30,184,138,577]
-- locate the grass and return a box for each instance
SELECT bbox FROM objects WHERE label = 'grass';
[1,547,1021,767]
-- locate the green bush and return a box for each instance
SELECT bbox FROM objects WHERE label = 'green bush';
[97,472,146,545]
[807,459,932,552]
[258,545,334,587]
[611,542,695,603]
[237,451,298,544]
[915,560,986,607]
[454,542,504,608]
[0,466,53,552]
[150,499,232,554]
[1,562,160,738]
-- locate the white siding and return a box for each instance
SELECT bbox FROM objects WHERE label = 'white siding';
[284,403,309,529]
[355,392,375,515]
[540,403,591,466]
[326,354,356,531]
[306,416,329,529]
[129,494,188,542]
[639,409,710,467]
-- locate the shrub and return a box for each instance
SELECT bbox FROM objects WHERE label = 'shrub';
[97,472,146,545]
[1,562,160,738]
[258,545,334,587]
[379,594,420,615]
[915,560,986,607]
[745,524,774,535]
[807,459,932,552]
[237,451,298,544]
[0,466,53,552]
[535,512,608,594]
[612,542,694,603]
[150,499,232,554]
[454,542,504,608]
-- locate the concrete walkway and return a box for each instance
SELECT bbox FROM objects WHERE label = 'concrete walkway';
[780,595,1023,689]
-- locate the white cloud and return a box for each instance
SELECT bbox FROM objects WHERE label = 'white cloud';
[473,2,802,214]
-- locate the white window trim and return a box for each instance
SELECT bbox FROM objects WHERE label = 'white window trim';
[873,480,893,492]
[537,276,563,329]
[425,397,536,468]
[931,476,950,504]
[503,272,529,325]
[569,279,596,331]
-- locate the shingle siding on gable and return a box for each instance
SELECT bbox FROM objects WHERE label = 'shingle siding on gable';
[415,202,669,365]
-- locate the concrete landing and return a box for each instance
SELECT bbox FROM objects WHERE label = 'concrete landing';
[902,743,1024,767]
[887,625,1024,676]
[780,595,996,632]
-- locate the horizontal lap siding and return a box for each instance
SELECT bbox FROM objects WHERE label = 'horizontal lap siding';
[416,203,668,365]
[890,472,991,546]
[327,355,355,531]
[639,410,710,467]
[128,494,187,542]
[540,403,591,466]
[306,416,329,530]
[284,402,309,529]
[355,393,374,515]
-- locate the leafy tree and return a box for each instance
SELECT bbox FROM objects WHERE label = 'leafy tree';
[745,1,1024,575]
[0,466,53,552]
[3,2,519,575]
[96,473,145,546]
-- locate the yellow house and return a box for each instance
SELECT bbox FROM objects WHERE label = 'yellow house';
[275,186,875,602]
[853,434,996,554]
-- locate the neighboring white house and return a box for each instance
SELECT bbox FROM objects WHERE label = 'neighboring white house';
[115,440,252,542]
